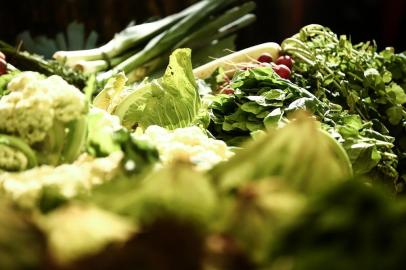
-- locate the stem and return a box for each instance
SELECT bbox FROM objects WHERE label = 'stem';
[74,50,136,74]
[61,116,88,163]
[0,134,38,169]
[175,1,256,49]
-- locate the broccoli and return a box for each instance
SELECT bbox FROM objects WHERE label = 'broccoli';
[0,71,88,170]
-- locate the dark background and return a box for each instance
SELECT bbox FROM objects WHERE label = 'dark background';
[0,0,405,52]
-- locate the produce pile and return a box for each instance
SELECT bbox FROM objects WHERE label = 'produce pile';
[1,1,406,269]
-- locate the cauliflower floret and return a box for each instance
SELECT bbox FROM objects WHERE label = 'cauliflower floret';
[7,71,43,92]
[14,94,54,144]
[0,144,28,171]
[47,75,87,122]
[143,125,170,141]
[171,126,208,146]
[137,125,234,170]
[0,72,86,145]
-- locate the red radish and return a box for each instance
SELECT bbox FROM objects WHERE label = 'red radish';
[275,55,293,70]
[257,53,273,63]
[0,51,5,60]
[0,59,7,75]
[221,88,234,95]
[272,64,291,79]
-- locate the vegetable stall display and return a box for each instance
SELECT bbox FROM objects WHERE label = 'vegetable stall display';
[1,1,406,269]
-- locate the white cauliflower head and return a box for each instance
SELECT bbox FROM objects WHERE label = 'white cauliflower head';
[137,125,234,170]
[0,72,86,145]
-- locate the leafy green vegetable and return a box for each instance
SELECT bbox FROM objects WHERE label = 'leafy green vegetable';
[86,108,123,156]
[0,71,19,97]
[267,180,406,270]
[86,108,160,175]
[111,129,159,175]
[113,48,202,130]
[0,45,88,89]
[208,64,399,192]
[90,162,217,227]
[281,24,406,193]
[211,112,352,193]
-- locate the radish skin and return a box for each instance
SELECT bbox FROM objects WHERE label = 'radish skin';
[193,42,281,79]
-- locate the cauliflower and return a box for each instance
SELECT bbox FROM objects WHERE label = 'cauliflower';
[0,72,88,170]
[1,72,86,144]
[136,125,234,170]
[0,152,123,209]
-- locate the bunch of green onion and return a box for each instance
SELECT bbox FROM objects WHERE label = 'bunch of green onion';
[53,0,256,83]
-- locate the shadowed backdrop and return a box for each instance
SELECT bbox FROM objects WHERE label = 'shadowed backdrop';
[0,0,405,51]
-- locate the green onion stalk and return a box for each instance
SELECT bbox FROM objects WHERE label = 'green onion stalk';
[52,0,257,84]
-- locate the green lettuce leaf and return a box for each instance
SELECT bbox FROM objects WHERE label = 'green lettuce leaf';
[114,48,201,130]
